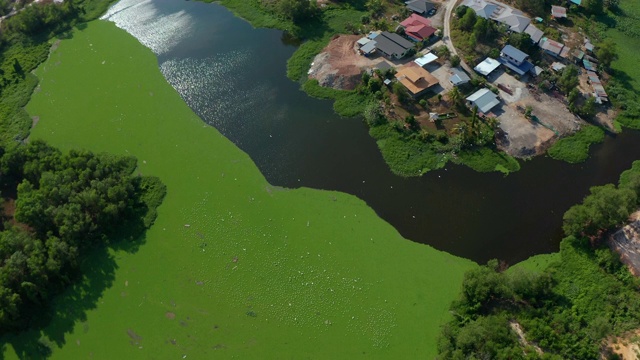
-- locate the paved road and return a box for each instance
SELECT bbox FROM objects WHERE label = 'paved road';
[442,0,474,75]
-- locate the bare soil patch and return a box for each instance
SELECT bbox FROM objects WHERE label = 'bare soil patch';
[308,35,388,90]
[489,70,583,157]
[609,212,640,277]
[603,329,640,360]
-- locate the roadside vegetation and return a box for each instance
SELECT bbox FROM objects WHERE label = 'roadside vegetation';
[439,159,640,359]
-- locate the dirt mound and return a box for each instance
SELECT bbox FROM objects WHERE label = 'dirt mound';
[308,35,382,90]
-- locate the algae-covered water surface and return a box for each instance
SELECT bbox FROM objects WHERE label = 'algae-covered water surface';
[3,20,474,358]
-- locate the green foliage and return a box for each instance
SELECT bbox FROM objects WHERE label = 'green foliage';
[0,140,165,331]
[460,7,477,31]
[595,38,618,69]
[450,54,461,67]
[440,233,640,358]
[302,79,368,117]
[547,125,605,163]
[276,0,319,23]
[563,184,636,238]
[456,147,520,174]
[557,64,580,95]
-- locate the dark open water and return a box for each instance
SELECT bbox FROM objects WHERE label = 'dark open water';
[102,0,640,264]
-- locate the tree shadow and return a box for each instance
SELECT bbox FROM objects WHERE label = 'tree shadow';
[0,225,148,359]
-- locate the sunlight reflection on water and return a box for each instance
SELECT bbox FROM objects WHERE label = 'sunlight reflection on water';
[101,0,193,56]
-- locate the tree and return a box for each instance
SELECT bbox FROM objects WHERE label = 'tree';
[604,0,619,9]
[448,86,463,108]
[557,65,580,95]
[595,39,618,69]
[563,184,636,237]
[583,0,604,14]
[580,96,597,119]
[460,8,477,31]
[277,0,319,23]
[450,55,461,67]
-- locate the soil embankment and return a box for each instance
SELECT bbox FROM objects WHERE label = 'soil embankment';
[308,34,386,90]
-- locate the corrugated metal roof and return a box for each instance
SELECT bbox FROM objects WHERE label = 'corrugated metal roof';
[501,45,528,63]
[474,57,501,76]
[466,88,500,114]
[414,53,438,67]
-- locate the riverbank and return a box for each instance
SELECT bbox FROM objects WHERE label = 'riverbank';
[2,20,475,358]
[210,0,522,176]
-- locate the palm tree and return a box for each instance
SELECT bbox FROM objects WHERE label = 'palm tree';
[448,87,462,108]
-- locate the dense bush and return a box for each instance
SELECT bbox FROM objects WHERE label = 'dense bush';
[0,141,165,331]
[439,162,640,359]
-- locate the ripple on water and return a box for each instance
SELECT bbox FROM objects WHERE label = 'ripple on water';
[101,0,194,56]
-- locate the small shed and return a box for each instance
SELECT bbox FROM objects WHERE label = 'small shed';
[360,41,377,55]
[466,88,500,114]
[450,68,471,86]
[414,53,438,67]
[474,57,501,76]
[551,6,567,19]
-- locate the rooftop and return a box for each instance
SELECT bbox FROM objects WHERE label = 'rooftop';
[450,68,471,85]
[414,53,438,67]
[551,5,567,18]
[375,32,414,57]
[395,63,439,94]
[501,45,529,63]
[523,24,543,43]
[405,0,436,14]
[540,37,564,55]
[400,13,432,28]
[474,57,501,76]
[466,88,500,114]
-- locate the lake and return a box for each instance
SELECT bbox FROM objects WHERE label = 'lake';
[102,0,640,264]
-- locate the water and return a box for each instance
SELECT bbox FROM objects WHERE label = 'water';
[102,0,640,264]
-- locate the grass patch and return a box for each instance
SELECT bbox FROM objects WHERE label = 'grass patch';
[456,147,520,174]
[303,80,368,117]
[507,253,561,274]
[547,125,605,163]
[2,20,476,359]
[370,124,449,176]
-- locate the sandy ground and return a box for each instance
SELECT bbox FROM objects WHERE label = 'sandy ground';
[609,211,640,277]
[308,35,387,90]
[603,329,640,360]
[486,69,582,157]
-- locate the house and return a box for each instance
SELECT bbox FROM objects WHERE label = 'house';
[405,0,436,16]
[539,37,564,57]
[359,41,377,55]
[461,0,532,33]
[570,0,582,5]
[462,0,500,19]
[500,45,528,66]
[414,52,438,67]
[395,63,439,97]
[499,45,533,75]
[495,9,531,33]
[400,14,437,41]
[551,5,567,19]
[523,24,543,43]
[375,31,415,59]
[474,57,501,76]
[450,68,471,86]
[531,66,544,76]
[466,88,500,114]
[375,61,392,72]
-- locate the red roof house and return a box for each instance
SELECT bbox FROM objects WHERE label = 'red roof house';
[400,14,436,41]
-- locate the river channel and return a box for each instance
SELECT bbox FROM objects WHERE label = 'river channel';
[102,0,640,264]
